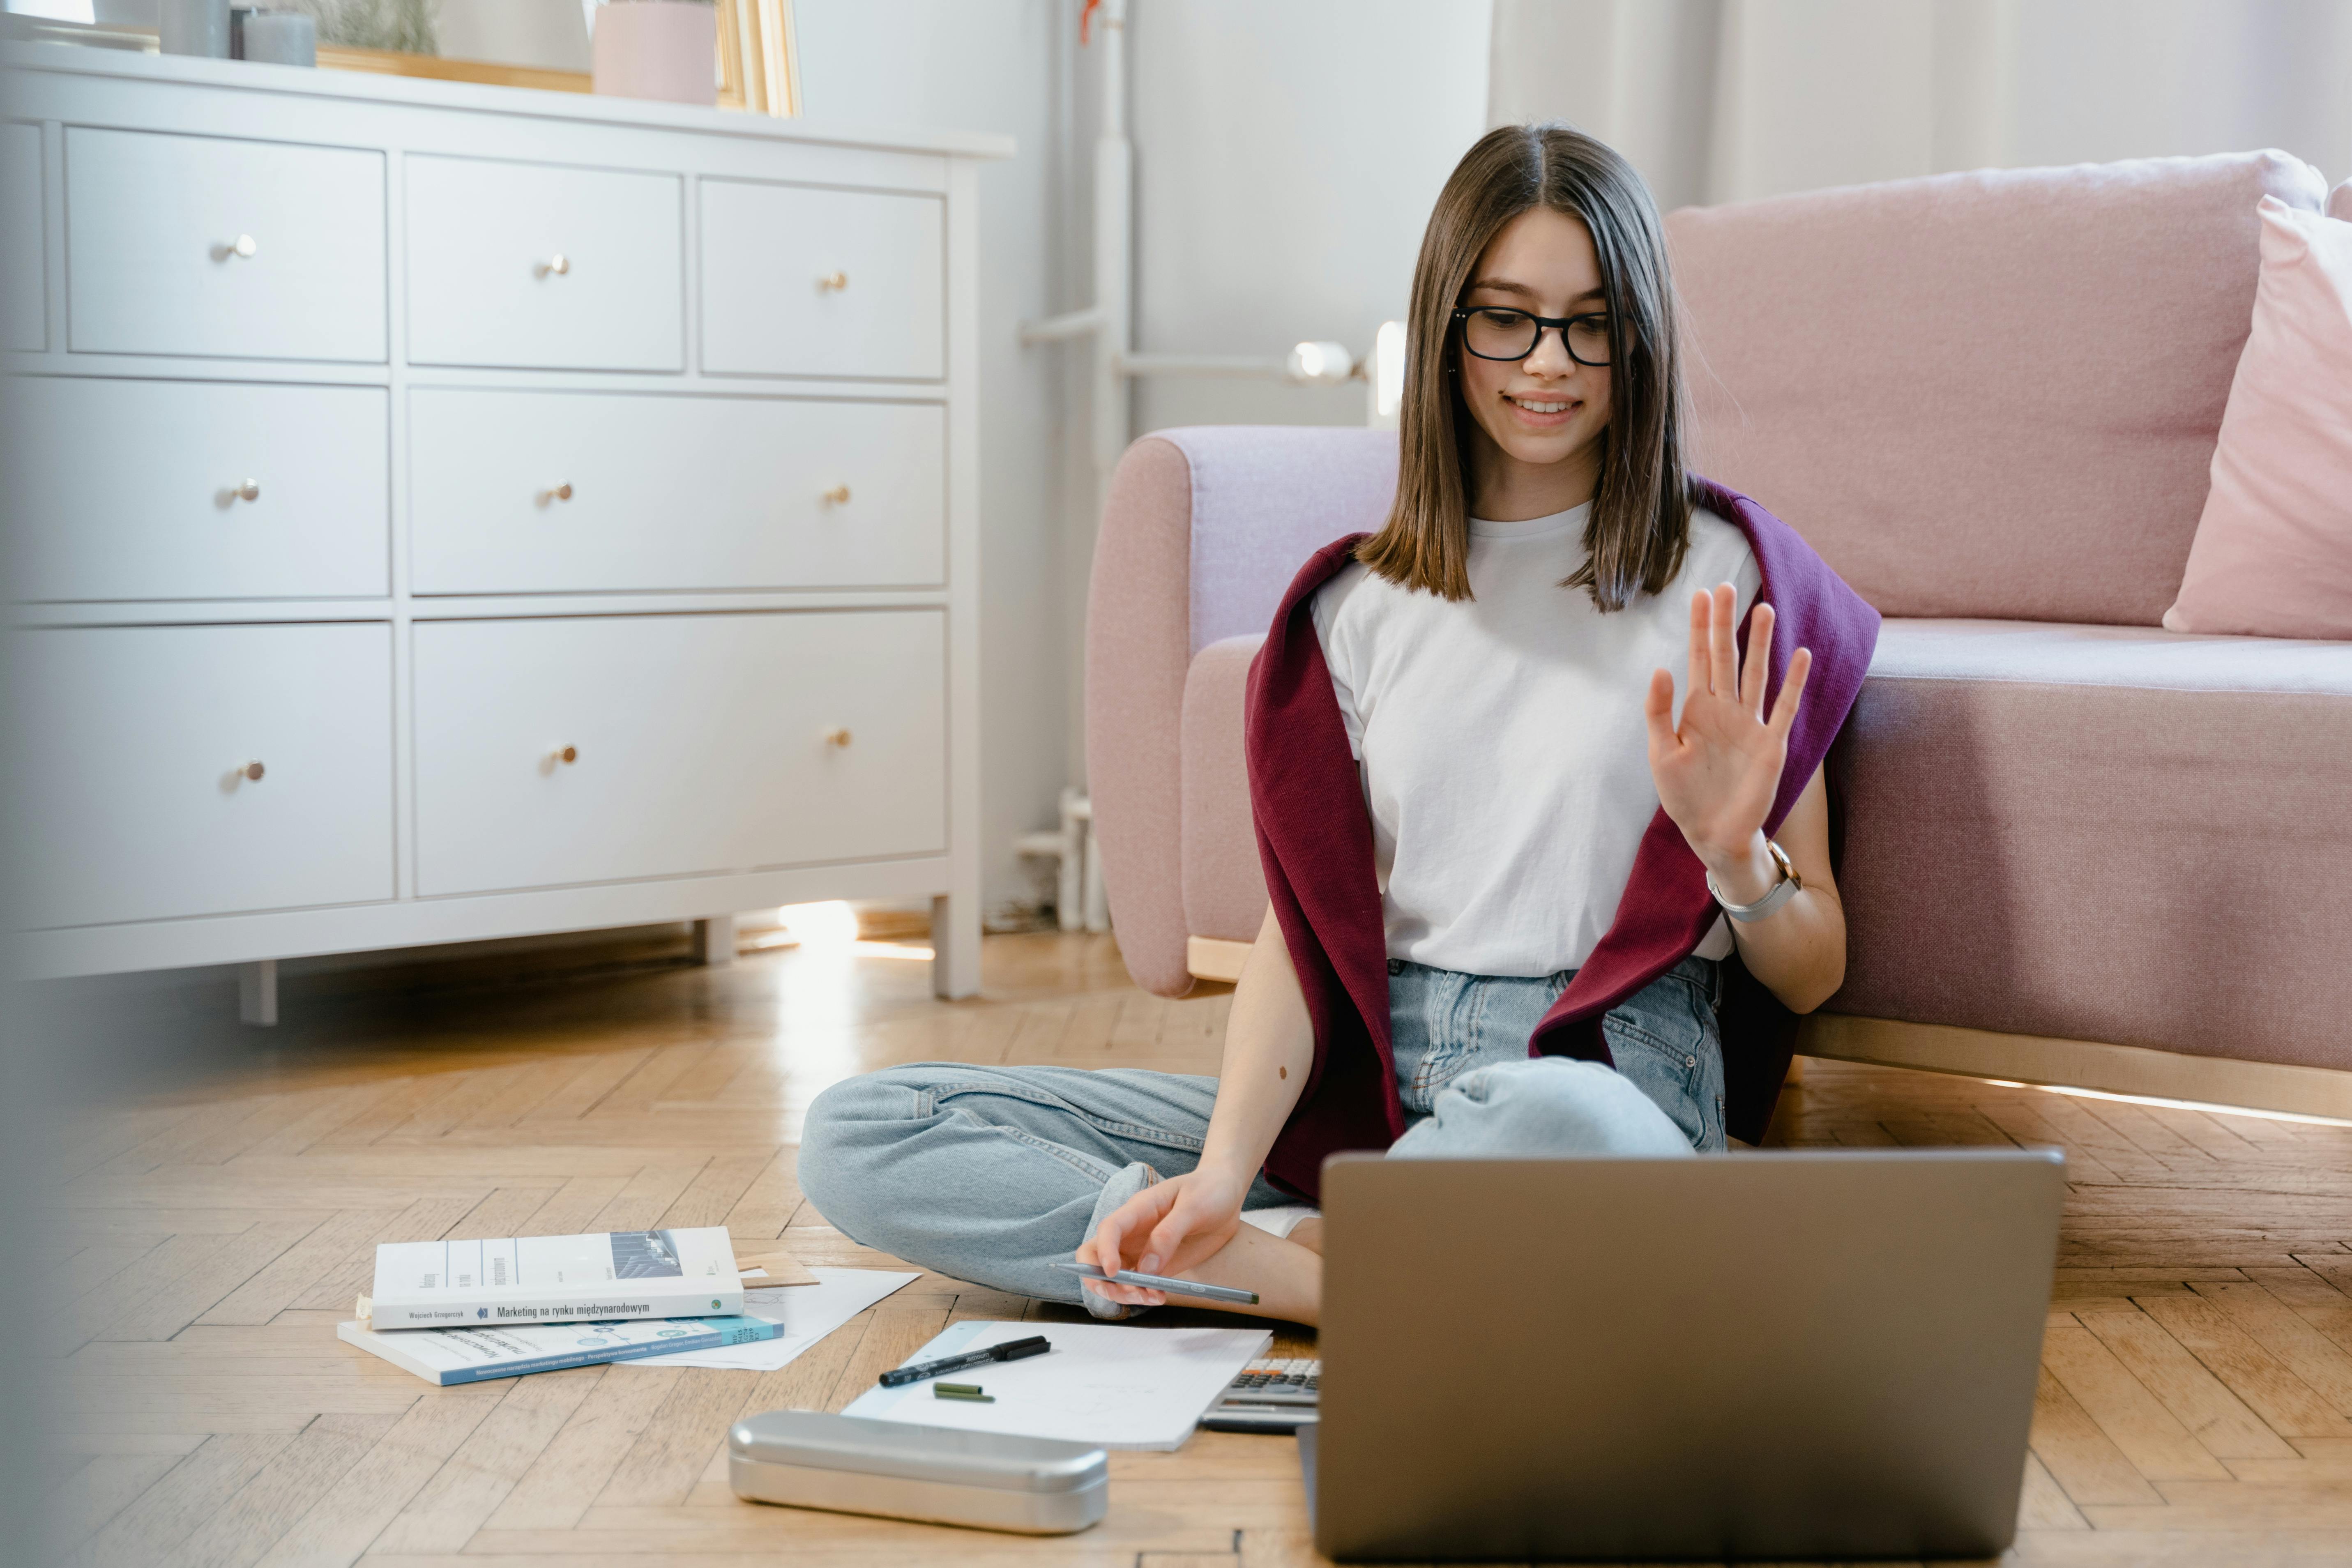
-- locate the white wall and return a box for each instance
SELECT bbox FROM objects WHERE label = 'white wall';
[1486,0,1725,212]
[791,0,1073,916]
[2007,0,2352,179]
[1707,0,1937,202]
[1117,0,1493,434]
[1489,0,2352,211]
[1024,0,1489,793]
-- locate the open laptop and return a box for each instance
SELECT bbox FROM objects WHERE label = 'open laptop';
[1303,1149,2064,1561]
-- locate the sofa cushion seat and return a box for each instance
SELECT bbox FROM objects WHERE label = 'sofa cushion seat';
[1835,619,2352,1071]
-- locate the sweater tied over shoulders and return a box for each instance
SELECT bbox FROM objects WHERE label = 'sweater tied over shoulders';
[1243,479,1881,1202]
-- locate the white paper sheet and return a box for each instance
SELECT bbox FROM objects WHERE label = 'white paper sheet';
[623,1267,918,1371]
[842,1319,1271,1451]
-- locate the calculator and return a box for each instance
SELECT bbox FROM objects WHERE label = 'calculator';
[1198,1357,1320,1433]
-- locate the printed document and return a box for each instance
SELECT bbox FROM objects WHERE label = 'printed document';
[844,1319,1270,1450]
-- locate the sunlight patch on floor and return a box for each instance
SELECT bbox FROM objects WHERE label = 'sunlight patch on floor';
[1979,1077,2352,1129]
[744,902,934,960]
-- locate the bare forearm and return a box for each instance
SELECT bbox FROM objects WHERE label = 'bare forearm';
[1198,906,1315,1181]
[1698,765,1846,1013]
[1705,832,1845,1012]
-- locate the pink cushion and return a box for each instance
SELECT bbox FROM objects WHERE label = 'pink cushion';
[1668,152,2328,626]
[2162,198,2352,640]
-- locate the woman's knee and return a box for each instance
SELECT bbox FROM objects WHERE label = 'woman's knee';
[1398,1057,1695,1158]
[796,1068,932,1235]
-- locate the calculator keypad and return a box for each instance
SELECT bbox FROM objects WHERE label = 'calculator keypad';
[1226,1357,1320,1399]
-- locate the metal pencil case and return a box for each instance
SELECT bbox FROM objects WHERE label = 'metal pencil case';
[729,1409,1108,1535]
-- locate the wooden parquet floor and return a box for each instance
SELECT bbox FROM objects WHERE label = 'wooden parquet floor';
[34,930,2352,1566]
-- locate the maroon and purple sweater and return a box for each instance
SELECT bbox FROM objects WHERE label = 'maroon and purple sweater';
[1244,479,1881,1202]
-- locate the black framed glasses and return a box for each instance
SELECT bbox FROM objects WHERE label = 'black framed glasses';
[1451,306,1612,367]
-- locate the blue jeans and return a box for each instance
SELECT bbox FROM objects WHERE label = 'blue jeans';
[798,956,1728,1308]
[1389,955,1729,1153]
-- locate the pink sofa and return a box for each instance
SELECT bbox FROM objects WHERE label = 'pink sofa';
[1085,150,2352,1119]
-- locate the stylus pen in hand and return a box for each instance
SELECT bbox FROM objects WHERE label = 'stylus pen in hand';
[877,1334,1051,1388]
[1051,1260,1260,1305]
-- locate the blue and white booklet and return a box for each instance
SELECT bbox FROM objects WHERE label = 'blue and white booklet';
[339,1313,781,1385]
[362,1225,744,1330]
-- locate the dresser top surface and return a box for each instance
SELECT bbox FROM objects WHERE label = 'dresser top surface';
[2,39,1016,162]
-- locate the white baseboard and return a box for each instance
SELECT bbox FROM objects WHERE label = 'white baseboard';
[1800,1013,2352,1122]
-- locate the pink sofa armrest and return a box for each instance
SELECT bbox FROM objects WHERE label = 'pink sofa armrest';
[1182,635,1270,946]
[1085,427,1398,994]
[1085,438,1195,995]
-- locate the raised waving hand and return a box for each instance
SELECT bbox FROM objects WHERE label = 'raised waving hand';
[1643,583,1812,870]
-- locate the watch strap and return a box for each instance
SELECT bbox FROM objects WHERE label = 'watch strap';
[1708,840,1803,923]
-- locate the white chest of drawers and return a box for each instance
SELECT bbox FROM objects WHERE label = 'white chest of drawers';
[4,45,1005,998]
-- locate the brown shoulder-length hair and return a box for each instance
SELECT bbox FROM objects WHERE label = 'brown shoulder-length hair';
[1357,122,1693,610]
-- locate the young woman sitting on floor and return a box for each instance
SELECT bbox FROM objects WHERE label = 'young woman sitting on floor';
[799,123,1879,1327]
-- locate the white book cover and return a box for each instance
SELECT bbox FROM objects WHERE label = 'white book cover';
[843,1319,1272,1451]
[363,1226,743,1330]
[339,1314,781,1385]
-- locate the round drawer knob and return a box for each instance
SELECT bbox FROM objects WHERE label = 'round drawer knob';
[539,482,574,505]
[552,745,578,765]
[240,760,265,782]
[822,484,851,506]
[819,270,848,291]
[822,728,852,749]
[214,234,258,260]
[230,479,261,504]
[537,254,571,277]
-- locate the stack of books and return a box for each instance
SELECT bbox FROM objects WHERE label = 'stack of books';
[337,1225,812,1385]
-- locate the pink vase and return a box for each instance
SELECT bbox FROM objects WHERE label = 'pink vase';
[592,1,718,107]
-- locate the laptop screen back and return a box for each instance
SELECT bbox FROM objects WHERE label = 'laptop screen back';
[1314,1150,2063,1562]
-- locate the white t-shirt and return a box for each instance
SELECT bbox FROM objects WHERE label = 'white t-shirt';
[1310,502,1761,978]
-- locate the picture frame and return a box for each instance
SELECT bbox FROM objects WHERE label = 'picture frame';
[2,2,799,115]
[714,0,799,115]
[326,0,798,114]
[313,40,593,95]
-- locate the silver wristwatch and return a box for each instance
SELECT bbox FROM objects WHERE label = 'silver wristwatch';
[1707,839,1803,923]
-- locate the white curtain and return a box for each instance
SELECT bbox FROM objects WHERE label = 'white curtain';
[1488,0,2352,212]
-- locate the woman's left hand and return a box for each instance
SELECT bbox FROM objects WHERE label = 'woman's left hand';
[1643,584,1812,884]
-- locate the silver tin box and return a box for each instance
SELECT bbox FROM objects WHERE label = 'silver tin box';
[729,1410,1108,1534]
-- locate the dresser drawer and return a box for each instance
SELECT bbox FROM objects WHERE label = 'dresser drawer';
[4,122,44,352]
[412,611,945,896]
[410,390,943,593]
[742,610,947,870]
[65,127,386,363]
[17,378,388,601]
[701,180,943,380]
[407,155,683,371]
[15,623,395,928]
